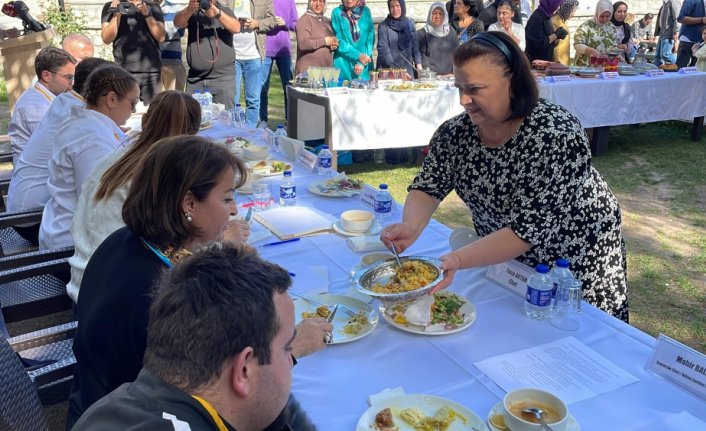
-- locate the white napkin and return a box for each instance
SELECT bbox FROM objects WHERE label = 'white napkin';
[368,386,405,406]
[346,235,387,252]
[404,295,434,326]
[278,136,305,161]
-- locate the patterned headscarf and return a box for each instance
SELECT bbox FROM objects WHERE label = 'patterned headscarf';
[341,0,365,42]
[425,2,450,38]
[537,0,564,18]
[306,0,327,20]
[555,0,579,22]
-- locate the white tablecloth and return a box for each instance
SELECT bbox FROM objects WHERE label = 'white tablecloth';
[289,86,464,151]
[241,164,706,431]
[538,72,706,128]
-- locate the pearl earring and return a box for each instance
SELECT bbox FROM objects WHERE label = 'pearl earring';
[185,212,193,222]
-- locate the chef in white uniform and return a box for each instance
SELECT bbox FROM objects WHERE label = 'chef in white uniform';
[7,47,76,165]
[39,65,140,250]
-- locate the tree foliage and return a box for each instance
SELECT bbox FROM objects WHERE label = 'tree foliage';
[39,1,88,41]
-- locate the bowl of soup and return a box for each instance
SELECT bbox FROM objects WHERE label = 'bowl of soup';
[502,388,568,431]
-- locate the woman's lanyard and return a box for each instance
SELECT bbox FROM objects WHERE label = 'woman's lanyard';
[141,238,173,268]
[191,395,229,431]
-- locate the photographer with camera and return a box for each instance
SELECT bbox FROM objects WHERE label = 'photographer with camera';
[174,0,241,108]
[101,0,166,104]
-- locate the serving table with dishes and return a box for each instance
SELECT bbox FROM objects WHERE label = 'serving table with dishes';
[221,133,706,430]
[538,71,706,155]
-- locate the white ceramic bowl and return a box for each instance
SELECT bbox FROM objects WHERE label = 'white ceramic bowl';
[502,388,568,431]
[360,252,393,266]
[243,145,269,160]
[340,210,374,233]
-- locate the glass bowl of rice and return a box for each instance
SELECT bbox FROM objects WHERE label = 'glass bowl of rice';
[352,256,444,303]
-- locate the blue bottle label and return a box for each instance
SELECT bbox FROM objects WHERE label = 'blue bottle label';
[280,186,296,199]
[318,156,332,169]
[374,200,392,214]
[526,286,552,307]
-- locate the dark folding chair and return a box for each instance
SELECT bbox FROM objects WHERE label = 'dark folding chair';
[0,208,43,257]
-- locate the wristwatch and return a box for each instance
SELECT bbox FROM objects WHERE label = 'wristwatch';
[214,8,222,19]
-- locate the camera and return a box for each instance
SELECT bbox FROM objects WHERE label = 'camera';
[199,0,211,11]
[108,0,138,16]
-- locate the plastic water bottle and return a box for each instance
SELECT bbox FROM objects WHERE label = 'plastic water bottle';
[374,184,393,225]
[524,263,553,320]
[235,103,246,127]
[317,145,333,176]
[272,124,287,151]
[192,90,203,105]
[202,89,213,107]
[549,258,572,305]
[279,170,296,207]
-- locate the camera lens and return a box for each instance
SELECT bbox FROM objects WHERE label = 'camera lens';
[200,0,210,10]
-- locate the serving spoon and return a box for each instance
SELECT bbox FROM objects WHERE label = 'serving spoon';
[521,408,554,431]
[390,240,402,267]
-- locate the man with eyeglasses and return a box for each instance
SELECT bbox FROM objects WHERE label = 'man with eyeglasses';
[8,47,77,166]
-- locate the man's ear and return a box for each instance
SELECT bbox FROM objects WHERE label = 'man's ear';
[230,347,256,397]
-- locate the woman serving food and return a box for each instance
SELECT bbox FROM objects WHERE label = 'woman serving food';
[380,32,629,322]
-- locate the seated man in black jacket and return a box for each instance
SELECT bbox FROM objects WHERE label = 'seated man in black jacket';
[72,242,312,431]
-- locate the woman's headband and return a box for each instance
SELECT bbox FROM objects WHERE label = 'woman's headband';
[471,32,513,65]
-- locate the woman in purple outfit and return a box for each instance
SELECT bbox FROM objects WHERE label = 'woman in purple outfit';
[260,0,298,124]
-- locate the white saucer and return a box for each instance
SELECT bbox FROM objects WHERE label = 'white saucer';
[332,220,381,237]
[487,402,580,431]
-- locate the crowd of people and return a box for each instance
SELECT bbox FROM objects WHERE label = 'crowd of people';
[3,0,706,428]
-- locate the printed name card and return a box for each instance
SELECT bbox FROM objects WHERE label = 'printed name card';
[679,66,699,74]
[299,150,318,170]
[544,75,571,83]
[600,71,619,80]
[324,87,350,96]
[646,334,706,401]
[485,259,534,297]
[358,184,378,210]
[645,69,665,77]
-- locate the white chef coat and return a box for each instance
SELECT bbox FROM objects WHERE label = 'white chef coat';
[39,106,124,250]
[7,90,85,212]
[7,82,55,166]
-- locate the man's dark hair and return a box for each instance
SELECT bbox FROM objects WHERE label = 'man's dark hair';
[143,242,292,392]
[643,13,653,21]
[72,57,111,93]
[34,46,76,79]
[453,31,538,119]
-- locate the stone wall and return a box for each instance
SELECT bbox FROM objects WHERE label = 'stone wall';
[0,0,669,63]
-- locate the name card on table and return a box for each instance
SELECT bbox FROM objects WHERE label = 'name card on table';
[646,334,706,401]
[298,150,318,170]
[485,259,534,297]
[544,75,571,83]
[358,184,378,210]
[600,71,620,80]
[645,69,665,77]
[679,66,699,74]
[324,87,350,96]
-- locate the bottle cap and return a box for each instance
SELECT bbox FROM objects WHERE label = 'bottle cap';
[379,184,388,190]
[556,258,570,268]
[322,145,329,150]
[277,124,285,129]
[236,103,241,107]
[283,170,292,176]
[194,90,201,94]
[535,263,549,274]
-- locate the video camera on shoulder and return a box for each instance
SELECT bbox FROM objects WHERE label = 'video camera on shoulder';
[199,0,211,11]
[108,0,138,16]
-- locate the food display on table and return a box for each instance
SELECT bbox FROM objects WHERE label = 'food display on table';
[380,292,477,335]
[245,160,291,176]
[531,59,551,72]
[574,67,601,78]
[308,174,363,197]
[545,63,570,76]
[215,136,252,155]
[294,293,378,344]
[634,62,658,74]
[357,394,488,431]
[659,63,679,72]
[385,83,438,92]
[353,256,443,303]
[617,64,637,76]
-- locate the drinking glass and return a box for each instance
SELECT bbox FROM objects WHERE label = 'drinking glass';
[332,68,341,85]
[550,277,582,331]
[252,180,272,212]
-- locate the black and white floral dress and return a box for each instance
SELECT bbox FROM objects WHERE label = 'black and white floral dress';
[410,99,629,322]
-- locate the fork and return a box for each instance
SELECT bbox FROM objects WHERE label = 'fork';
[289,292,357,318]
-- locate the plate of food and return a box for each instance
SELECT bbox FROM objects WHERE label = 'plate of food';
[486,402,581,431]
[245,160,291,177]
[308,175,364,197]
[294,294,378,344]
[575,67,601,78]
[352,257,444,303]
[379,292,476,335]
[200,121,213,130]
[357,394,489,431]
[216,136,252,154]
[659,63,679,72]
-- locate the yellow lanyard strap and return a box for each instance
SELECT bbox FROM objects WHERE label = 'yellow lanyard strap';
[190,394,229,431]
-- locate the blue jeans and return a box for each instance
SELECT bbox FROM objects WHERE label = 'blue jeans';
[235,58,264,127]
[260,55,293,123]
[653,37,676,66]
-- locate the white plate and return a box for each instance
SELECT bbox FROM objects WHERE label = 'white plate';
[379,296,477,335]
[245,160,292,177]
[200,121,213,130]
[357,394,489,431]
[294,294,378,344]
[332,220,382,237]
[307,180,362,197]
[487,402,580,431]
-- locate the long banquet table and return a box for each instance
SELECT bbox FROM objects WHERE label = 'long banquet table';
[225,142,706,430]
